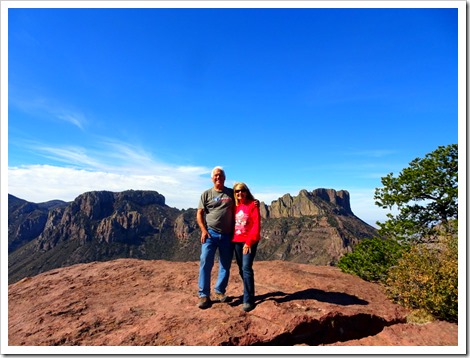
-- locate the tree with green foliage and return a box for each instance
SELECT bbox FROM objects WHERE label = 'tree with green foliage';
[337,237,408,283]
[374,144,458,243]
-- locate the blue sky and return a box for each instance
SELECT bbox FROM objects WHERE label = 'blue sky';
[4,2,462,227]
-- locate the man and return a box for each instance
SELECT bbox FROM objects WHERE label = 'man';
[196,166,235,309]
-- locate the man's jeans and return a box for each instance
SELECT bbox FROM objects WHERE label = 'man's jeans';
[234,242,258,305]
[198,229,233,298]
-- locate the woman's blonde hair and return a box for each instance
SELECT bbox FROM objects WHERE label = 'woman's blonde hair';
[233,182,255,205]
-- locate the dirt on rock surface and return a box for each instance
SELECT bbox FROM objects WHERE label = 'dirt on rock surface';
[8,259,458,348]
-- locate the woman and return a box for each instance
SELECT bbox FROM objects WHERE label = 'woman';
[232,182,261,312]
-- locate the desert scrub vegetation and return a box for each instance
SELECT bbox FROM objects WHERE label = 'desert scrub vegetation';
[386,234,458,322]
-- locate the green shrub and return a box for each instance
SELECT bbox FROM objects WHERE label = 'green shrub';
[385,235,458,322]
[337,237,408,282]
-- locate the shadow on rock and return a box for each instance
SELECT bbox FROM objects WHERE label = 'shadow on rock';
[255,288,368,306]
[253,313,401,346]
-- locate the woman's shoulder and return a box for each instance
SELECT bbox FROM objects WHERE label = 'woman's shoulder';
[246,200,258,210]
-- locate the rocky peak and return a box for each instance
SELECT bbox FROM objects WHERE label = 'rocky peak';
[312,188,352,214]
[116,190,166,207]
[263,188,352,219]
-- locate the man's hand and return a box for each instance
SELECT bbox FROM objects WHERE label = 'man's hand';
[200,229,210,244]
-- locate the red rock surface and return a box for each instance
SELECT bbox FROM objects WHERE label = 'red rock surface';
[8,259,458,348]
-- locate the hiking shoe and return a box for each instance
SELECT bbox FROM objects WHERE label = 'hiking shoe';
[213,292,228,303]
[197,296,211,309]
[242,303,255,312]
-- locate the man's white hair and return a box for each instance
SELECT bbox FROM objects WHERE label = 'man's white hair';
[211,166,225,178]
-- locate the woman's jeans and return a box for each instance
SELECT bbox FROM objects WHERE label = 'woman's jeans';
[198,229,233,298]
[234,242,258,304]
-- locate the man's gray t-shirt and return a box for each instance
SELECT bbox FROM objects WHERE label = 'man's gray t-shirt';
[198,187,234,234]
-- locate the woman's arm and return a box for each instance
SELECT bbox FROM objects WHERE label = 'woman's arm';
[245,202,261,248]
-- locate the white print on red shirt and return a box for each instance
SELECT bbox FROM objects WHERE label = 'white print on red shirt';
[235,209,248,235]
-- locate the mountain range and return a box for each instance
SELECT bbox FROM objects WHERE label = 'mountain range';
[8,188,378,284]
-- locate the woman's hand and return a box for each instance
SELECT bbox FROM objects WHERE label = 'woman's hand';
[243,244,251,254]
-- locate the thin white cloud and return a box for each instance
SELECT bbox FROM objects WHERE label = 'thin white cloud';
[29,139,164,173]
[9,93,88,130]
[97,139,164,172]
[33,145,102,168]
[56,112,86,130]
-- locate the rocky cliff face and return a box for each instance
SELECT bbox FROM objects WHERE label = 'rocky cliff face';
[8,188,377,283]
[38,190,169,249]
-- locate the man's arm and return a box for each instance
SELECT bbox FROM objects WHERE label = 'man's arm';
[197,208,210,243]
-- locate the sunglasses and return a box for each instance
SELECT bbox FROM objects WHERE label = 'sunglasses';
[235,189,247,193]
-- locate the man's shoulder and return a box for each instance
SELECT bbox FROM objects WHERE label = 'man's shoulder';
[200,188,213,199]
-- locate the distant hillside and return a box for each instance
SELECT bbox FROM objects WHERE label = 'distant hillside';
[8,188,378,283]
[8,194,67,254]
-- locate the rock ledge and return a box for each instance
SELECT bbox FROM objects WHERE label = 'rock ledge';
[8,259,458,348]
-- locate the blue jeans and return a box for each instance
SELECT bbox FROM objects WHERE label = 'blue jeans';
[198,229,234,298]
[234,242,258,304]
